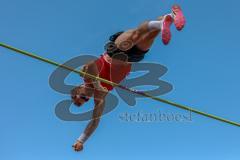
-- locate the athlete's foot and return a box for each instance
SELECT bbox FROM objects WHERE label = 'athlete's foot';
[161,15,173,45]
[172,5,186,31]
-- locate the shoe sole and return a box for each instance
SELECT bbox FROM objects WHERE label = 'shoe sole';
[172,5,186,31]
[162,15,173,45]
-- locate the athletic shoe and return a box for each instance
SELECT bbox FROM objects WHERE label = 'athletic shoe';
[161,15,173,45]
[172,5,186,31]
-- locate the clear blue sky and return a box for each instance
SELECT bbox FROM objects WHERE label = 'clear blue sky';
[0,0,240,159]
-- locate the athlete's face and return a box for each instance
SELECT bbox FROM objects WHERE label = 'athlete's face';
[71,85,90,106]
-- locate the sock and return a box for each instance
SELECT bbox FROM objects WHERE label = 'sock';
[148,12,174,31]
[77,133,88,144]
[148,21,163,30]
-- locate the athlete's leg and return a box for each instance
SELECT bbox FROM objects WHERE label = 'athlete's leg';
[136,16,169,50]
[114,20,162,51]
[115,15,174,50]
[117,15,173,51]
[115,5,185,49]
[136,29,160,51]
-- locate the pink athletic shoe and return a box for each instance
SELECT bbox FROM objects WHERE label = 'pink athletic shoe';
[172,5,186,31]
[161,15,173,45]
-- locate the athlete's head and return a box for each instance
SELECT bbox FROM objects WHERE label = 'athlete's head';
[71,85,90,106]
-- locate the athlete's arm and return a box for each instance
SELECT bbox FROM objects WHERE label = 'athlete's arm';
[72,87,108,152]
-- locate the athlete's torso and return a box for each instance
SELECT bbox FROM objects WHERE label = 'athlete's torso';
[94,53,131,91]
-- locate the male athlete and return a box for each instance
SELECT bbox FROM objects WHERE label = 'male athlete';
[71,5,185,151]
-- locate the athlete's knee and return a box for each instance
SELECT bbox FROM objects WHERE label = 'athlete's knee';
[144,29,160,39]
[138,21,149,30]
[132,21,156,42]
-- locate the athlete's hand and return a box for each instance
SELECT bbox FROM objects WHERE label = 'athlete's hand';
[72,141,84,152]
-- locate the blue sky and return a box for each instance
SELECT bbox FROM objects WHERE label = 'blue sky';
[0,0,240,159]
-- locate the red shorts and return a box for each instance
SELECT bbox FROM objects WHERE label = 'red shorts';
[93,53,132,91]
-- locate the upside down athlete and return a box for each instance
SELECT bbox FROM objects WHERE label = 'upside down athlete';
[71,5,186,151]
